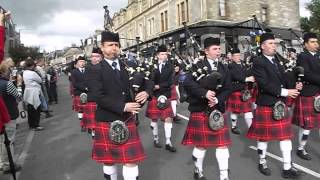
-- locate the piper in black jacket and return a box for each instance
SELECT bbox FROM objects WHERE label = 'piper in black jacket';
[181,37,232,180]
[226,48,255,135]
[247,33,302,178]
[292,32,320,161]
[87,31,151,180]
[82,47,102,138]
[70,56,87,126]
[145,44,177,152]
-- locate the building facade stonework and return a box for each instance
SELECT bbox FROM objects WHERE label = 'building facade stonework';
[112,0,301,53]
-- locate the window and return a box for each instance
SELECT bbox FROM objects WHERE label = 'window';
[148,19,152,36]
[177,1,189,25]
[181,2,186,22]
[177,4,180,25]
[161,12,164,32]
[219,0,226,17]
[139,23,144,40]
[261,7,268,23]
[161,10,169,32]
[148,17,155,36]
[165,11,168,31]
[186,0,189,22]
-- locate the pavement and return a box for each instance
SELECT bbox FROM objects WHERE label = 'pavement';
[0,75,319,180]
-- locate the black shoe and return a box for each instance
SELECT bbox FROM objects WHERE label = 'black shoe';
[173,116,182,123]
[88,128,92,134]
[231,127,241,135]
[258,163,271,176]
[282,167,301,179]
[165,144,177,152]
[3,164,22,174]
[297,149,311,160]
[45,113,53,118]
[194,170,207,180]
[81,127,87,132]
[153,139,162,148]
[32,126,44,131]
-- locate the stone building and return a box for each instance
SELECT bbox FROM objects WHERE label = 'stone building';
[112,0,302,56]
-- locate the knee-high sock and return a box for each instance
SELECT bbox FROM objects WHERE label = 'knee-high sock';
[78,112,83,120]
[216,148,230,180]
[103,165,117,180]
[230,113,238,128]
[164,122,173,145]
[257,141,268,164]
[150,121,158,138]
[244,112,253,128]
[171,100,177,116]
[123,165,139,180]
[192,147,207,172]
[280,140,292,170]
[298,128,310,150]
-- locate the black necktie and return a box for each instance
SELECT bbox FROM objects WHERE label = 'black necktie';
[271,58,280,73]
[112,62,120,79]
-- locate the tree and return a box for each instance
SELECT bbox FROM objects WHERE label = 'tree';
[8,46,42,64]
[300,0,320,35]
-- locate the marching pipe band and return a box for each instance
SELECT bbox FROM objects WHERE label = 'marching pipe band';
[65,13,320,180]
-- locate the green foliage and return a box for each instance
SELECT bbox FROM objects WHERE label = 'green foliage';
[8,46,42,64]
[301,0,320,36]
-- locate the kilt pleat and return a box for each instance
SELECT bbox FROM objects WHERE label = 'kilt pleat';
[182,112,231,148]
[146,97,174,121]
[247,106,293,141]
[226,91,252,113]
[170,85,178,100]
[72,96,84,112]
[292,94,320,130]
[92,117,146,164]
[83,102,97,129]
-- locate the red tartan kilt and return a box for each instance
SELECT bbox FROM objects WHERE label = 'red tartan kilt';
[182,112,231,148]
[292,94,320,130]
[83,102,97,129]
[226,91,252,113]
[247,106,293,141]
[286,97,295,107]
[170,85,178,100]
[146,97,174,121]
[251,86,258,103]
[92,117,146,164]
[72,96,84,112]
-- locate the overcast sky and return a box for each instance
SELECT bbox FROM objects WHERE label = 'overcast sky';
[1,0,311,52]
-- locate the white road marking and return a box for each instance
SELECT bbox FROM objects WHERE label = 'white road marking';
[249,146,320,178]
[177,113,189,121]
[11,130,35,180]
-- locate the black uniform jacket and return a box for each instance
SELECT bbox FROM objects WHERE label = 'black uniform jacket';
[184,59,232,113]
[253,55,289,106]
[86,60,152,122]
[297,50,320,96]
[228,62,252,92]
[152,61,175,98]
[71,68,87,96]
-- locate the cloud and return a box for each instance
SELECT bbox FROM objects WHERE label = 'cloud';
[2,0,311,51]
[2,0,127,51]
[300,0,311,17]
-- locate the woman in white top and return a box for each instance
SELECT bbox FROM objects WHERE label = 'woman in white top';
[23,59,44,131]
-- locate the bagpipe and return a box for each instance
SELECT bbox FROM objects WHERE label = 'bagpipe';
[249,15,306,120]
[180,22,225,131]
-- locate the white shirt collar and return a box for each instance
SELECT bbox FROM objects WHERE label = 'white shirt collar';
[309,51,316,56]
[263,54,275,63]
[105,58,120,70]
